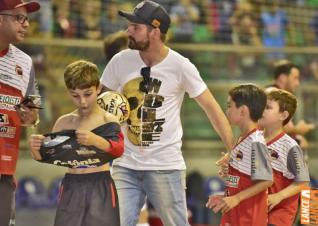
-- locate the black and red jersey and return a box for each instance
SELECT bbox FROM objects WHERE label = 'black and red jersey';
[267,132,310,226]
[221,129,273,226]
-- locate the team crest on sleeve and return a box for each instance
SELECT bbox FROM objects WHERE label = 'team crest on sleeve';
[269,148,279,160]
[15,65,23,76]
[236,150,243,161]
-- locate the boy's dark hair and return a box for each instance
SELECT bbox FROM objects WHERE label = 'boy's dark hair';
[103,31,128,61]
[274,62,299,80]
[229,84,267,122]
[64,60,100,90]
[266,89,297,125]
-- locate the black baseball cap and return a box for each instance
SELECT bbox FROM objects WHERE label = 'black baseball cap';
[118,0,171,34]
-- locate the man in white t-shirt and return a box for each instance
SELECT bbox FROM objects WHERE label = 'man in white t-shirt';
[100,1,234,226]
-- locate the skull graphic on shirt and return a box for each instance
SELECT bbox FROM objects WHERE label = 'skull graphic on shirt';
[123,77,144,145]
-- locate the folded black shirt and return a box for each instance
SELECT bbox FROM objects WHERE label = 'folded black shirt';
[38,122,123,168]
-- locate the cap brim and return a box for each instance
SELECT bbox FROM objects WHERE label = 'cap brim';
[118,10,145,24]
[16,2,40,13]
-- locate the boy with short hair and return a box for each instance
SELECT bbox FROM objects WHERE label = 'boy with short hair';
[29,60,123,226]
[206,84,273,226]
[259,88,309,226]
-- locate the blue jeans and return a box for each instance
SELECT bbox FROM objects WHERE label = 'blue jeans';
[111,166,190,226]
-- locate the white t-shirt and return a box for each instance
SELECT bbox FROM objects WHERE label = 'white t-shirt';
[100,48,207,170]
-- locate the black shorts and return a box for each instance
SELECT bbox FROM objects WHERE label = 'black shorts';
[54,171,120,226]
[0,175,16,226]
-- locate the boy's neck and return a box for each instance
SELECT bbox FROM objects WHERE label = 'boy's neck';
[239,120,258,138]
[78,104,101,119]
[264,124,284,142]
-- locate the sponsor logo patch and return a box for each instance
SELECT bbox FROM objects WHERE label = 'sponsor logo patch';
[226,174,240,188]
[53,158,101,168]
[0,113,9,125]
[75,149,97,156]
[300,186,318,225]
[1,155,12,161]
[0,126,16,138]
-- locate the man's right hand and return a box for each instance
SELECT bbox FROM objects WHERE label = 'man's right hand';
[295,120,315,135]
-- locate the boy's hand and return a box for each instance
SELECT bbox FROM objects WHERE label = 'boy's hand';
[29,134,45,160]
[206,194,223,209]
[295,120,315,135]
[218,163,229,178]
[207,195,240,214]
[76,130,97,146]
[268,193,283,211]
[216,152,230,178]
[216,152,229,166]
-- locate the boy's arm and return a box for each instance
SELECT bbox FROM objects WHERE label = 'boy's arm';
[76,129,124,157]
[208,138,273,213]
[194,88,234,151]
[218,138,273,212]
[76,131,112,150]
[76,117,124,157]
[269,144,310,211]
[268,181,308,211]
[208,180,272,213]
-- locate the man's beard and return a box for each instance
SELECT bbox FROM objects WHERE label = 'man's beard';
[128,36,150,51]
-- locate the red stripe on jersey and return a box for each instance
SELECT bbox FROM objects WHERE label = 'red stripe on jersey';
[267,131,285,146]
[0,47,9,57]
[233,128,258,148]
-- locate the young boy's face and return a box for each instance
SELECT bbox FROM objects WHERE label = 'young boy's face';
[226,96,242,125]
[259,98,284,129]
[68,86,100,115]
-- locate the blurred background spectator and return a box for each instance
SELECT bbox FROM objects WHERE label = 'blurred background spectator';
[260,0,293,63]
[170,0,200,42]
[100,0,127,36]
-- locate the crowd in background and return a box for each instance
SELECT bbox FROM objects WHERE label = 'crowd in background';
[20,0,318,137]
[28,0,318,46]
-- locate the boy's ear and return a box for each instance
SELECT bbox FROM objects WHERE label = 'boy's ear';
[240,105,248,117]
[280,110,289,122]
